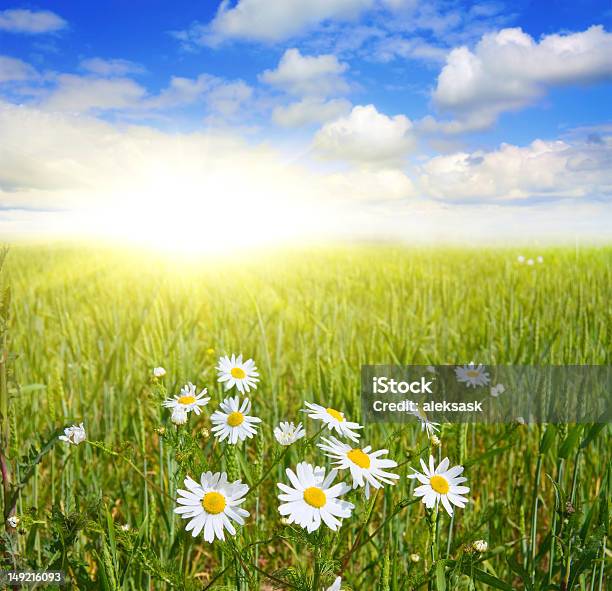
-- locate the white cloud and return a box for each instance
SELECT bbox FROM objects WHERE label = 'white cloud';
[0,8,66,34]
[176,0,374,45]
[80,58,145,76]
[432,25,612,129]
[313,104,416,165]
[325,168,416,200]
[206,80,253,116]
[43,75,147,112]
[272,97,351,127]
[419,137,612,201]
[0,55,38,82]
[260,48,349,97]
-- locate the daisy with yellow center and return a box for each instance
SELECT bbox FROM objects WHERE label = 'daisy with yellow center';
[318,436,399,498]
[163,382,210,415]
[408,455,470,516]
[302,401,363,443]
[277,462,354,532]
[174,471,249,543]
[217,354,259,394]
[455,363,490,388]
[210,396,262,444]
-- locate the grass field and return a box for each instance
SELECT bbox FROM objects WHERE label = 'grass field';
[0,244,610,590]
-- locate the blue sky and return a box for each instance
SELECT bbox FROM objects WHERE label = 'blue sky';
[0,1,611,249]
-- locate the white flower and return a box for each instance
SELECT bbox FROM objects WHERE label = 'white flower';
[527,258,534,265]
[210,396,261,444]
[472,539,488,553]
[277,462,354,532]
[516,416,526,425]
[7,515,19,528]
[318,436,399,498]
[121,523,130,531]
[153,366,166,377]
[171,407,188,425]
[410,553,420,562]
[274,421,306,446]
[408,455,470,516]
[490,383,506,397]
[59,423,86,445]
[302,402,363,443]
[174,472,249,542]
[517,255,525,263]
[217,354,259,394]
[163,383,210,415]
[326,576,342,591]
[455,363,490,388]
[426,365,436,373]
[537,256,544,263]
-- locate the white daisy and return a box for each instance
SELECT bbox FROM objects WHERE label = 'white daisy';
[274,421,306,446]
[171,407,188,425]
[153,366,166,377]
[455,363,490,388]
[174,471,249,542]
[517,255,525,263]
[217,354,259,394]
[408,455,470,516]
[318,436,399,498]
[59,423,86,445]
[527,258,534,265]
[210,396,262,444]
[326,576,342,591]
[163,383,210,415]
[537,255,544,263]
[277,462,354,532]
[302,402,363,443]
[7,515,19,528]
[409,403,440,439]
[490,383,506,397]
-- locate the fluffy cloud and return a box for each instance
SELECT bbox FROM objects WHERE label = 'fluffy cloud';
[0,56,38,83]
[419,137,612,201]
[80,58,145,77]
[260,48,349,96]
[314,104,416,165]
[176,0,374,45]
[0,8,66,34]
[43,75,146,112]
[272,97,351,127]
[432,25,612,129]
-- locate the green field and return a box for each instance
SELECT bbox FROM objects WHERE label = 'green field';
[0,245,610,590]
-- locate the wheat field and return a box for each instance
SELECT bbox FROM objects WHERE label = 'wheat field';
[0,244,610,590]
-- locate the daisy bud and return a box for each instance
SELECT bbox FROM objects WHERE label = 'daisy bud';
[155,427,166,436]
[515,416,526,426]
[280,518,291,526]
[430,434,441,447]
[121,523,130,531]
[171,407,188,425]
[472,540,488,553]
[7,515,19,529]
[409,553,420,563]
[200,428,210,439]
[153,367,166,378]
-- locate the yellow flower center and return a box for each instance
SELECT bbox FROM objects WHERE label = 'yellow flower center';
[227,411,244,427]
[201,491,226,514]
[326,407,344,422]
[303,486,326,508]
[347,448,371,469]
[430,475,449,494]
[466,370,480,378]
[178,395,196,405]
[231,367,246,379]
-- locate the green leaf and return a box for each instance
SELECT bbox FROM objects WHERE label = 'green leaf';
[435,560,447,591]
[539,424,557,455]
[461,565,513,591]
[558,425,583,459]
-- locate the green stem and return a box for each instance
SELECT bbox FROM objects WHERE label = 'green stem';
[530,453,543,585]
